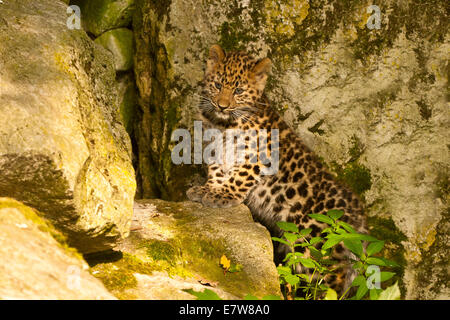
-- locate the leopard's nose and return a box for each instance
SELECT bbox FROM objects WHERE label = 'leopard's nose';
[218,103,228,111]
[217,97,230,111]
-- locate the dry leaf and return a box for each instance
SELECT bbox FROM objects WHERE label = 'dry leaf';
[220,254,231,270]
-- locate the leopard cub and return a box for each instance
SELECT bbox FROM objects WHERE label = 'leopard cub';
[187,45,367,294]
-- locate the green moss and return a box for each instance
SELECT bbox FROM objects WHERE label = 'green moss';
[218,22,241,51]
[351,0,447,62]
[334,162,372,196]
[139,239,177,265]
[118,81,138,135]
[348,135,364,161]
[218,21,255,52]
[368,216,407,245]
[90,252,153,295]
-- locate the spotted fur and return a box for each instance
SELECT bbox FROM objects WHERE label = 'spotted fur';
[187,45,367,295]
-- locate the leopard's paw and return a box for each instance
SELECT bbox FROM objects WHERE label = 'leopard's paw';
[186,185,209,202]
[201,192,242,208]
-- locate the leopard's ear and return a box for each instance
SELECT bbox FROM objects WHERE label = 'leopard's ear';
[205,44,225,75]
[250,58,272,91]
[252,58,272,76]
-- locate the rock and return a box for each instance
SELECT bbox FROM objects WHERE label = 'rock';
[0,198,116,300]
[75,0,135,36]
[95,28,134,72]
[116,73,138,136]
[89,200,281,300]
[0,0,136,253]
[132,1,205,199]
[132,0,448,299]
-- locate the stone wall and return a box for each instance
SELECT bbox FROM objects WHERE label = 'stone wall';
[130,0,448,299]
[0,0,136,253]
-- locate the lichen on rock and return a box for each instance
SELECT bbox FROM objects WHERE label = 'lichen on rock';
[131,0,449,299]
[0,0,136,254]
[0,198,115,300]
[89,200,281,300]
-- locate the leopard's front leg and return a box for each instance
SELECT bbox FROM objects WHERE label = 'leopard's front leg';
[187,163,261,208]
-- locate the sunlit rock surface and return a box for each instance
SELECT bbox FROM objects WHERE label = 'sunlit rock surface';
[132,0,448,299]
[0,198,116,300]
[0,0,136,253]
[89,200,281,299]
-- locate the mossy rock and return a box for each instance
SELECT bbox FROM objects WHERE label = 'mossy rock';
[0,0,136,253]
[95,28,134,71]
[0,198,115,299]
[116,73,138,135]
[76,0,135,36]
[89,200,282,300]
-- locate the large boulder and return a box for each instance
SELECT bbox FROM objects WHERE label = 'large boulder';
[75,0,136,37]
[89,200,281,299]
[0,198,115,300]
[0,0,136,253]
[132,0,448,299]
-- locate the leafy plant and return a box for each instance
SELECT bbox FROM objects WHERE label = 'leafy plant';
[272,210,401,300]
[184,209,400,301]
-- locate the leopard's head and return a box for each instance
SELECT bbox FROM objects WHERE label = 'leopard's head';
[198,45,271,126]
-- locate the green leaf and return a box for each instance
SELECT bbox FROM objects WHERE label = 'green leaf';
[378,282,401,300]
[308,214,334,225]
[296,274,309,282]
[343,239,364,258]
[284,274,300,286]
[271,237,290,246]
[183,288,222,300]
[276,221,299,233]
[355,280,369,300]
[337,221,356,233]
[298,258,316,269]
[244,294,259,300]
[369,288,380,300]
[309,247,323,259]
[366,257,387,266]
[340,233,378,242]
[335,227,348,235]
[378,257,400,267]
[321,227,334,234]
[366,241,385,256]
[324,288,338,300]
[299,228,312,236]
[319,259,338,266]
[352,261,363,270]
[309,237,323,245]
[380,271,396,282]
[326,233,378,243]
[322,237,342,250]
[277,266,292,276]
[351,275,366,287]
[326,209,344,221]
[284,232,299,243]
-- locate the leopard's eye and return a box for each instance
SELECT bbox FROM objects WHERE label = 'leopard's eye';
[234,88,244,95]
[214,82,222,90]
